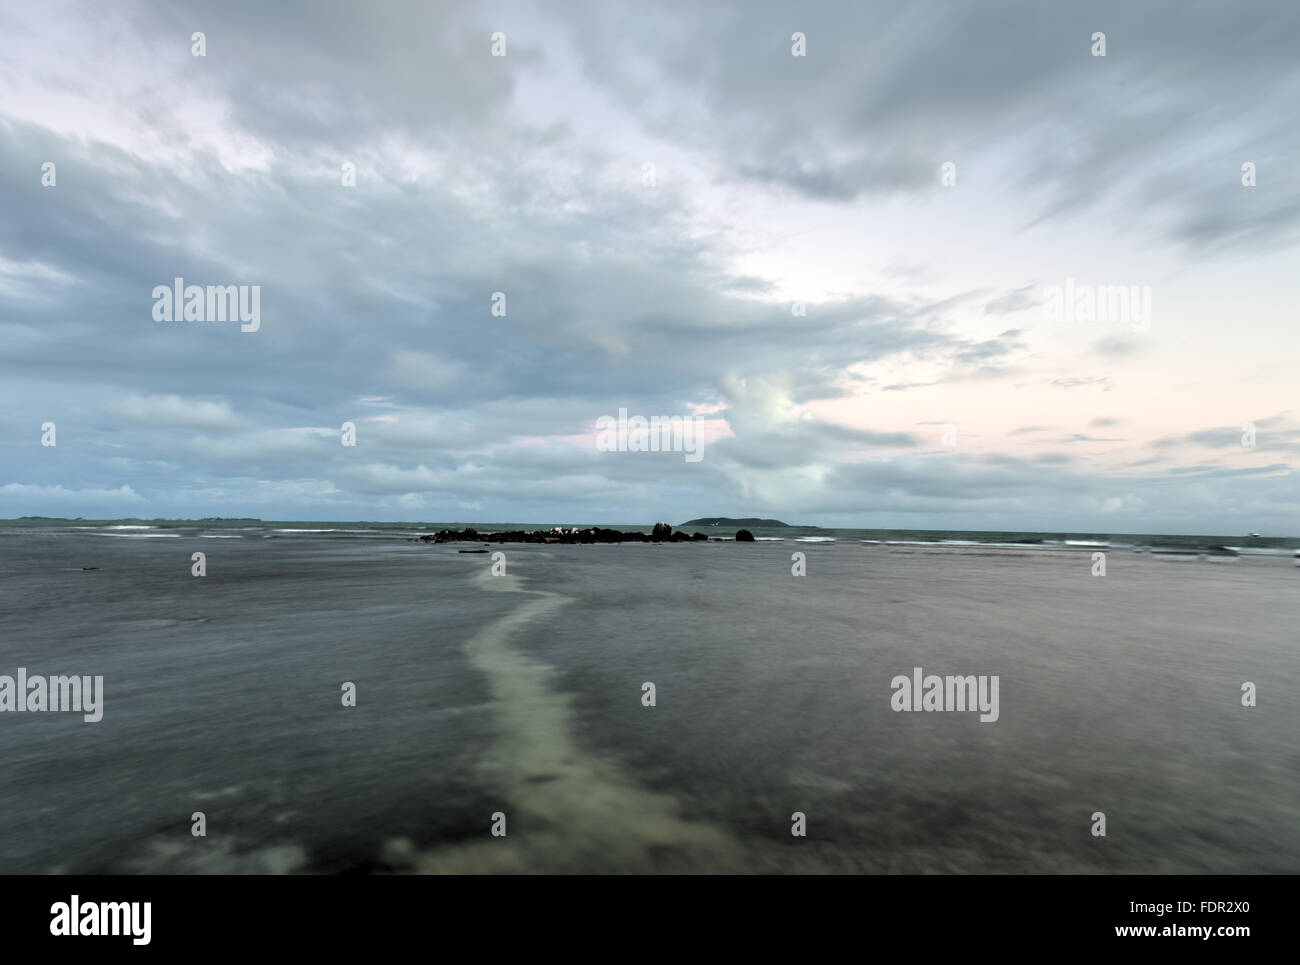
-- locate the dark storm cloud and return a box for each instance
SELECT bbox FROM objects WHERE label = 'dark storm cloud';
[567,0,1300,247]
[126,0,535,150]
[2,0,1297,531]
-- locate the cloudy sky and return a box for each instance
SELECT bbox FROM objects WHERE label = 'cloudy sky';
[3,0,1299,533]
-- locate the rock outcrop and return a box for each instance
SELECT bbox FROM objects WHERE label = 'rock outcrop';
[418,526,716,545]
[735,529,755,542]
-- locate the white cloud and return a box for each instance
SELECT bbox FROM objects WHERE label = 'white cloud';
[108,395,245,430]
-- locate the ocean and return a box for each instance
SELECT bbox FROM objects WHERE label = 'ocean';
[1,518,1297,873]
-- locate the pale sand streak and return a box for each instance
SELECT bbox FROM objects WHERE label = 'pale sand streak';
[387,563,740,873]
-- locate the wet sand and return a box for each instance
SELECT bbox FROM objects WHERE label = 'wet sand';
[0,533,1296,873]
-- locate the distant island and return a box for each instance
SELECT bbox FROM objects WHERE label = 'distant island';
[680,517,803,528]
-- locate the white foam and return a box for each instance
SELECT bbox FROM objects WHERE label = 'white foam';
[94,532,180,538]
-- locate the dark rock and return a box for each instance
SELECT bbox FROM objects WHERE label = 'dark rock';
[419,524,725,546]
[735,529,755,542]
[651,521,673,540]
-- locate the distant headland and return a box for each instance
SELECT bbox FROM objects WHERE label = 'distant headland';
[680,517,807,528]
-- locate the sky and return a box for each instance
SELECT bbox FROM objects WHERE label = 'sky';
[2,0,1299,534]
